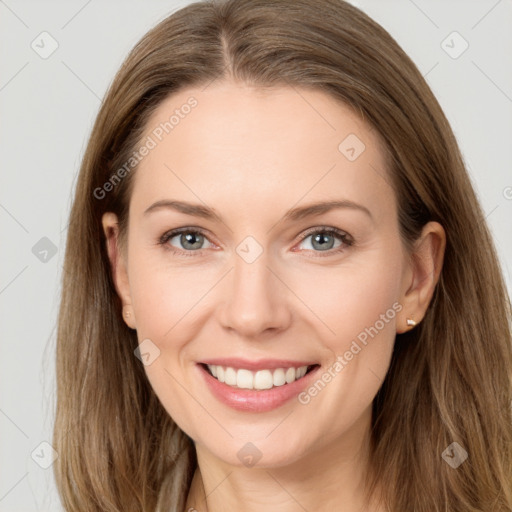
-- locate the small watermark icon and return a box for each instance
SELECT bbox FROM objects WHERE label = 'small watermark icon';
[32,237,58,263]
[134,338,161,366]
[503,186,512,200]
[237,442,263,467]
[441,31,469,60]
[31,441,58,469]
[338,133,366,161]
[31,31,59,59]
[235,236,264,264]
[441,442,468,469]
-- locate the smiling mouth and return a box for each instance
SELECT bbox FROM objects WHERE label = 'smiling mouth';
[200,363,319,391]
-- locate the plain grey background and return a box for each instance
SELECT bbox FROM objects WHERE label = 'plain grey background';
[1,0,511,510]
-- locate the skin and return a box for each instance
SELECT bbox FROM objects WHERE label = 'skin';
[102,81,445,512]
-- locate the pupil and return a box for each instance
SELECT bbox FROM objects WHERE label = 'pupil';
[313,233,333,250]
[182,233,202,250]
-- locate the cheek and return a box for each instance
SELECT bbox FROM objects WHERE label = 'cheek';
[128,250,217,339]
[292,255,402,351]
[286,249,403,422]
[288,261,401,444]
[126,251,214,436]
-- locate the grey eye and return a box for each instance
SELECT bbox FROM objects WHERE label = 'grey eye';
[168,231,212,251]
[299,232,343,251]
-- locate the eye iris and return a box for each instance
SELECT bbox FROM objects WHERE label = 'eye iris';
[181,232,203,250]
[312,232,335,251]
[171,231,342,252]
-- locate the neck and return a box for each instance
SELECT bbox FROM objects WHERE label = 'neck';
[185,407,385,512]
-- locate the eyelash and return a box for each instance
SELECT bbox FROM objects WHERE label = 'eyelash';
[158,226,354,258]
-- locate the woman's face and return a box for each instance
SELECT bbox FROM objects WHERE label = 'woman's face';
[104,81,420,468]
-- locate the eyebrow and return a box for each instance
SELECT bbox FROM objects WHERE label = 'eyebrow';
[143,199,373,223]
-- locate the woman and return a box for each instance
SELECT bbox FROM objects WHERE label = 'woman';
[53,0,512,510]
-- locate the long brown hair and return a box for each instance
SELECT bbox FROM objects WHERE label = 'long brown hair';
[53,0,512,510]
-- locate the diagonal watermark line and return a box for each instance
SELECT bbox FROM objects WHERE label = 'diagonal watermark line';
[485,204,499,220]
[368,162,393,190]
[0,62,29,92]
[163,367,234,437]
[0,408,29,439]
[61,0,93,29]
[202,470,232,500]
[164,267,234,337]
[265,266,336,335]
[0,265,28,295]
[0,0,29,28]
[407,0,439,28]
[201,64,230,93]
[287,82,336,131]
[61,60,101,101]
[423,61,439,78]
[0,203,29,233]
[368,367,384,383]
[266,163,337,234]
[59,398,99,443]
[471,0,503,29]
[60,218,70,234]
[164,163,233,233]
[265,470,310,511]
[265,409,294,438]
[472,61,512,104]
[0,472,28,502]
[191,470,233,511]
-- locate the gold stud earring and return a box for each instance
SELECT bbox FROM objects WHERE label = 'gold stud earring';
[406,318,417,327]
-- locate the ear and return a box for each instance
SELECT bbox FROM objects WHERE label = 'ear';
[101,212,136,329]
[396,221,446,334]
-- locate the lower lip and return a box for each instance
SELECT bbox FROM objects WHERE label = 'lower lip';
[197,364,320,412]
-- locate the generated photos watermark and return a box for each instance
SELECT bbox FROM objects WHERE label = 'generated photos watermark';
[93,96,198,200]
[298,301,403,405]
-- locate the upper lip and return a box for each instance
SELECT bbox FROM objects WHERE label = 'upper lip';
[199,358,318,371]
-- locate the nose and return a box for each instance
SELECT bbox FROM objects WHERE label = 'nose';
[217,249,292,338]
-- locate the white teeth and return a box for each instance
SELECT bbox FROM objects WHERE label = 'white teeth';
[206,364,311,390]
[254,370,273,390]
[237,369,253,389]
[224,366,237,386]
[285,367,296,384]
[273,368,286,386]
[297,366,307,379]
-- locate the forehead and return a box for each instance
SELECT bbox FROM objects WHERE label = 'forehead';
[130,81,395,222]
